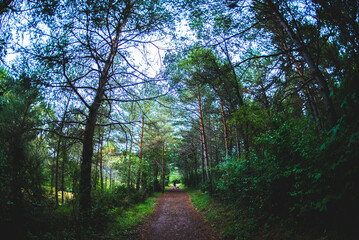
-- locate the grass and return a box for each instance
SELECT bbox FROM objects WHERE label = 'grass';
[108,192,162,239]
[185,187,326,240]
[184,187,237,239]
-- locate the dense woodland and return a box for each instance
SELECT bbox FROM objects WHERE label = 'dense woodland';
[0,0,358,239]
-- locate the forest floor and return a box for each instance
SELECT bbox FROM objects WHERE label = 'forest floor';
[137,187,221,240]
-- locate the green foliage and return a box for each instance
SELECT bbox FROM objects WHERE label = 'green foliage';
[112,192,161,238]
[202,110,359,238]
[1,0,359,239]
[187,187,254,240]
[0,67,49,237]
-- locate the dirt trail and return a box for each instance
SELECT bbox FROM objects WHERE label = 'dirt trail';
[137,188,220,240]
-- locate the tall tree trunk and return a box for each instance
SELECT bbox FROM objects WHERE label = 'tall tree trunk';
[244,123,250,160]
[104,167,107,189]
[61,148,66,205]
[221,43,250,159]
[78,11,129,218]
[264,0,337,127]
[79,93,102,217]
[197,83,210,182]
[280,41,323,132]
[154,154,159,192]
[55,94,71,206]
[94,141,99,190]
[290,52,322,132]
[136,114,145,191]
[211,117,220,164]
[219,97,229,158]
[141,169,147,190]
[161,142,165,193]
[207,116,214,167]
[200,137,205,183]
[50,159,54,195]
[109,168,112,189]
[55,146,60,206]
[193,142,199,187]
[127,135,133,190]
[100,130,104,190]
[234,124,240,159]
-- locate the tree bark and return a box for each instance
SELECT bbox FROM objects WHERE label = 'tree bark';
[211,117,220,165]
[234,124,240,159]
[50,159,54,195]
[55,94,71,206]
[197,83,210,182]
[61,148,66,205]
[100,130,104,190]
[127,135,133,190]
[291,53,323,132]
[78,7,129,218]
[109,168,112,189]
[280,41,322,132]
[154,154,159,192]
[161,142,165,193]
[94,140,99,190]
[136,114,145,191]
[221,44,250,159]
[219,97,229,158]
[200,137,205,183]
[193,141,199,187]
[79,93,102,215]
[55,143,60,206]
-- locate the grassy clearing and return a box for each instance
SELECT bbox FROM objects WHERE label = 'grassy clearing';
[185,187,237,239]
[108,192,162,239]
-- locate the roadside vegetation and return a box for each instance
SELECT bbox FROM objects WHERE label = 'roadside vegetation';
[187,186,326,240]
[18,186,161,239]
[1,0,358,239]
[108,191,161,239]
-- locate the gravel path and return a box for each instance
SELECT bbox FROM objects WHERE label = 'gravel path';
[137,188,220,240]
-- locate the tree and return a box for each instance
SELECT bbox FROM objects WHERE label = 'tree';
[0,66,47,238]
[255,0,337,127]
[166,47,219,183]
[25,0,173,220]
[136,114,145,191]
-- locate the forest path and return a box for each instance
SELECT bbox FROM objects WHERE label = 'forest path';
[137,188,220,240]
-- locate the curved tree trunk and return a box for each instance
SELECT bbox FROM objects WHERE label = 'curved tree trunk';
[78,4,130,221]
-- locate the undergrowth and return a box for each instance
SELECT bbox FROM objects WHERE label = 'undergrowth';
[105,192,161,239]
[185,187,237,239]
[185,187,327,240]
